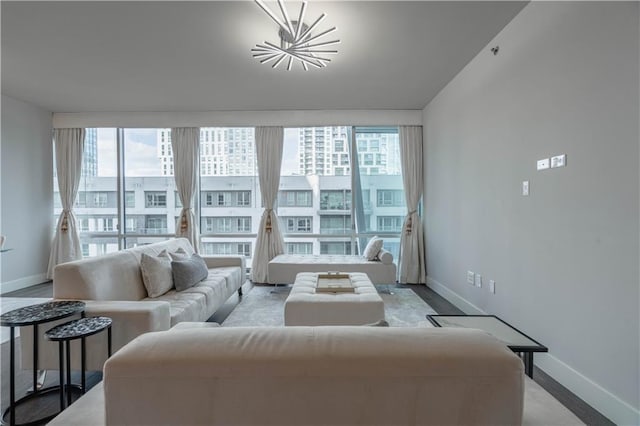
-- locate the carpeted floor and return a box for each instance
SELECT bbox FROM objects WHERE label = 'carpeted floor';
[222,285,436,327]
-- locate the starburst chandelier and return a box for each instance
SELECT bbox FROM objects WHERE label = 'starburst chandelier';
[251,0,340,71]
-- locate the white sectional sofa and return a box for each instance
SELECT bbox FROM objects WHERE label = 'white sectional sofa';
[268,249,397,285]
[96,326,524,425]
[21,238,245,371]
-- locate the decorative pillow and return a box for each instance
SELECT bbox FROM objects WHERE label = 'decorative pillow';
[362,236,383,260]
[168,247,189,261]
[140,252,173,298]
[172,254,209,292]
[377,249,393,265]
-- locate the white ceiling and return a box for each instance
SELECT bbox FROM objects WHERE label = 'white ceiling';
[1,1,527,113]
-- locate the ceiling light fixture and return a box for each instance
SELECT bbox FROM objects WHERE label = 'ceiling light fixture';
[252,0,340,71]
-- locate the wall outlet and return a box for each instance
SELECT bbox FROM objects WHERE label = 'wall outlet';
[489,280,496,294]
[551,154,566,168]
[475,273,482,288]
[537,158,550,170]
[522,180,529,196]
[467,271,475,285]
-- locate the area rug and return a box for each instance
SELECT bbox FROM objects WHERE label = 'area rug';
[221,285,437,327]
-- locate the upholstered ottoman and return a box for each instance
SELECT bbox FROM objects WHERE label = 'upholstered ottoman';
[284,272,385,326]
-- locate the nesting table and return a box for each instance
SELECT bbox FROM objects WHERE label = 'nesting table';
[0,301,84,426]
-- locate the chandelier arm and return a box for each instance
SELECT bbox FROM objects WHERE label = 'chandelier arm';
[294,2,307,40]
[254,0,290,36]
[259,53,283,64]
[293,39,340,50]
[263,41,324,68]
[291,27,337,48]
[296,13,325,42]
[272,54,287,68]
[302,61,309,71]
[277,0,296,40]
[286,56,294,71]
[290,51,332,63]
[290,49,338,54]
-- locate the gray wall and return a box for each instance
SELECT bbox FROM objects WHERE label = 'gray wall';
[422,2,639,424]
[1,95,53,292]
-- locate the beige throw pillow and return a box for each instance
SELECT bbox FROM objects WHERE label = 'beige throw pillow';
[363,236,383,260]
[140,251,173,298]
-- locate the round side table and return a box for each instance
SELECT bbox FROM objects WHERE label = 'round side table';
[45,317,112,410]
[0,300,85,426]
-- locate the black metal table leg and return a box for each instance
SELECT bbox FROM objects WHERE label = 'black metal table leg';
[32,324,38,395]
[107,326,112,357]
[9,326,15,426]
[81,337,86,394]
[58,342,64,410]
[525,352,534,378]
[65,340,71,407]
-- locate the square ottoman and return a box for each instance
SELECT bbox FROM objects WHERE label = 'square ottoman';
[284,272,385,326]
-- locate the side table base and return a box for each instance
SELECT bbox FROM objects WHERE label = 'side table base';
[1,385,82,426]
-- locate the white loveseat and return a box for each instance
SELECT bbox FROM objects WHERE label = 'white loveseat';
[97,326,524,425]
[21,238,245,371]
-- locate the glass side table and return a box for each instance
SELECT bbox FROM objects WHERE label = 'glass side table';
[45,316,112,410]
[0,301,85,426]
[426,314,548,378]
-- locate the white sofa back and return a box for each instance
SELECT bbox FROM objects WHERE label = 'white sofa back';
[53,238,194,301]
[104,326,524,425]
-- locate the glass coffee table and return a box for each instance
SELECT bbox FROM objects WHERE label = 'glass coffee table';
[426,314,547,378]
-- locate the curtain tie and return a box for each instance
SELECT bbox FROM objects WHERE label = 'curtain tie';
[180,208,192,232]
[405,211,418,235]
[265,208,273,233]
[60,209,71,232]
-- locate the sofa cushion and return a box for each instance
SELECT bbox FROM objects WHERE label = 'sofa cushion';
[363,236,383,260]
[172,254,208,291]
[146,290,209,326]
[140,252,173,298]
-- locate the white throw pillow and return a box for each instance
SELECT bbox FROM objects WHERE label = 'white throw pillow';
[140,251,173,298]
[363,237,383,261]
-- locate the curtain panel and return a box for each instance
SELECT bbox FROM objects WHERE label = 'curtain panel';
[171,127,201,252]
[398,125,426,284]
[250,127,285,283]
[47,128,86,279]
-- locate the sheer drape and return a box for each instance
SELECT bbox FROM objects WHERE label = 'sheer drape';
[250,127,285,283]
[398,126,426,284]
[47,128,85,279]
[171,127,200,252]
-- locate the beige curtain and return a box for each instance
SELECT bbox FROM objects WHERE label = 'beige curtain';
[250,127,285,283]
[171,127,200,252]
[398,125,426,284]
[47,128,85,278]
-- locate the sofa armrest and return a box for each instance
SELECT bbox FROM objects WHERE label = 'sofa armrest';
[21,300,171,372]
[202,255,246,271]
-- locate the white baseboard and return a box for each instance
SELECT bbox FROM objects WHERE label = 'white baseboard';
[0,273,48,295]
[426,276,486,315]
[426,275,640,426]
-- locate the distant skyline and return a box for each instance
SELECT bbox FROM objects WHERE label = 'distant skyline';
[95,128,303,177]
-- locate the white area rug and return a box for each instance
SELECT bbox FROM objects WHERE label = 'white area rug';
[0,297,52,343]
[222,285,436,327]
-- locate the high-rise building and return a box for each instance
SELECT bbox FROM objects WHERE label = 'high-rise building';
[297,126,349,176]
[82,128,98,177]
[158,128,256,176]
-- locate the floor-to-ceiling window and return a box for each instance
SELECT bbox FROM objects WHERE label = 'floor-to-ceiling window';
[199,128,260,265]
[54,126,405,266]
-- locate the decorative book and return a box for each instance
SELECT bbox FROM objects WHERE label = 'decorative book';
[316,273,354,293]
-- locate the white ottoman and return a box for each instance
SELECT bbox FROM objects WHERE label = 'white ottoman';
[284,272,385,326]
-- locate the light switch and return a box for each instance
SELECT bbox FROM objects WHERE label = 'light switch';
[551,154,566,168]
[522,181,529,196]
[537,158,550,170]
